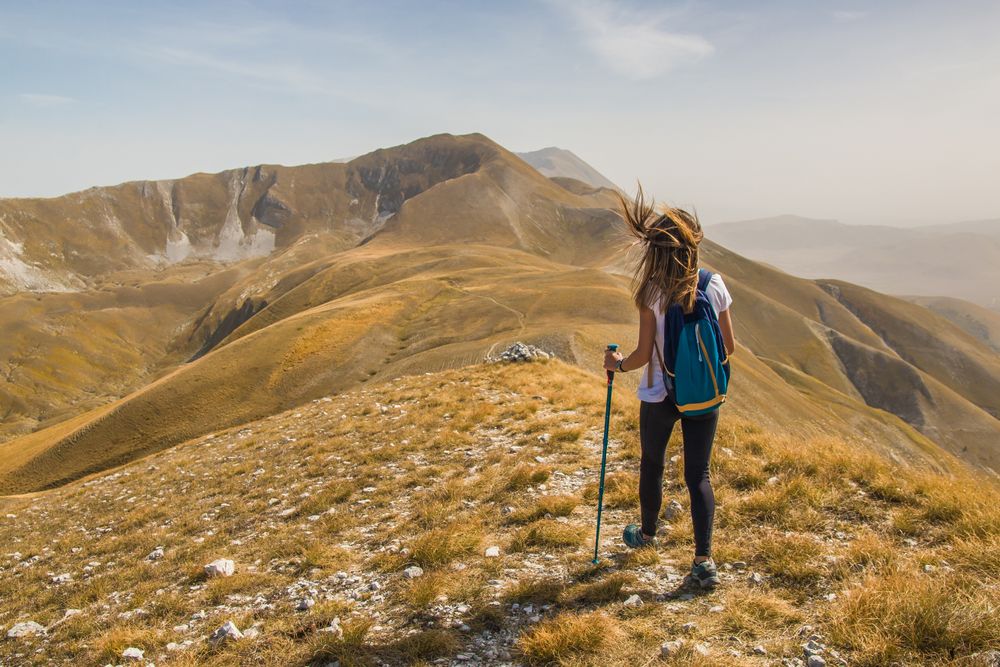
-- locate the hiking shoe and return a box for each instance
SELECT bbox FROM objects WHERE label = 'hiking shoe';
[623,524,655,549]
[690,559,720,589]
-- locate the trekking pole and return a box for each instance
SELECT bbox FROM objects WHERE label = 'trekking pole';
[592,343,618,564]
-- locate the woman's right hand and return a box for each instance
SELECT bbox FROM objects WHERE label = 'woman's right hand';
[604,349,623,371]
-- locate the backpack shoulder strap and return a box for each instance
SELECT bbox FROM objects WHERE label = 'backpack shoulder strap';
[697,268,713,293]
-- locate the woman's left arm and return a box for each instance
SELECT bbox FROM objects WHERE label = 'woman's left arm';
[603,306,656,371]
[718,308,736,356]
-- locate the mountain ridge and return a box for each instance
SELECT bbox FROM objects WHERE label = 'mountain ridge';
[1,133,999,496]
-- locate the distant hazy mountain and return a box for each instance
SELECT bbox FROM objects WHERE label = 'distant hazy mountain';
[516,147,618,190]
[920,218,1000,237]
[907,295,1000,354]
[708,215,1000,310]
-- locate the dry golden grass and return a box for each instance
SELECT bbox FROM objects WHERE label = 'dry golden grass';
[0,359,997,666]
[517,610,622,665]
[510,520,588,552]
[827,568,1000,666]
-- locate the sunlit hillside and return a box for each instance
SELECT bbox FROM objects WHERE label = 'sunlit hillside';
[2,134,999,497]
[1,360,997,666]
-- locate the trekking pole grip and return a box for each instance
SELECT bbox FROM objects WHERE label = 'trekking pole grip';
[606,343,619,383]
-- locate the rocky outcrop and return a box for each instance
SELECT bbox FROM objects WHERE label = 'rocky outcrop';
[189,298,268,361]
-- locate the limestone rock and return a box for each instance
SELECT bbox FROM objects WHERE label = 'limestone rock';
[121,646,144,662]
[319,617,344,639]
[493,342,551,363]
[661,639,684,657]
[6,621,46,638]
[204,558,235,578]
[663,499,683,521]
[209,620,244,645]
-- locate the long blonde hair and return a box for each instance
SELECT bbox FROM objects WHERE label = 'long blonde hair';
[617,184,703,313]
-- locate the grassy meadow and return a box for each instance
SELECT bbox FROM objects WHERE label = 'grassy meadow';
[1,359,997,666]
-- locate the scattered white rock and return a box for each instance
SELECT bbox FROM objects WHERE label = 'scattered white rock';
[537,433,551,444]
[693,643,711,657]
[296,597,316,611]
[661,639,684,657]
[663,499,683,521]
[623,594,643,607]
[6,621,46,638]
[682,621,697,633]
[484,546,501,558]
[403,566,424,579]
[748,571,765,586]
[209,620,244,645]
[51,573,72,584]
[204,559,235,578]
[121,646,144,662]
[319,617,344,639]
[147,546,165,561]
[754,645,767,655]
[493,342,551,363]
[807,656,827,667]
[803,639,824,657]
[709,604,725,613]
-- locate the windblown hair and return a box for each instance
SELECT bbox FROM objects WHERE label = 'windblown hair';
[617,184,704,313]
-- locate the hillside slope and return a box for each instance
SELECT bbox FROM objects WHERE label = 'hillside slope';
[0,133,509,296]
[2,133,999,494]
[907,295,1000,354]
[0,360,997,666]
[0,236,965,495]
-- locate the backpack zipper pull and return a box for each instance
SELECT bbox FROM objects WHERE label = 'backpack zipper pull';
[695,323,703,362]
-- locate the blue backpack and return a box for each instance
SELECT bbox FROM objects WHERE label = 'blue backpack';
[656,269,731,416]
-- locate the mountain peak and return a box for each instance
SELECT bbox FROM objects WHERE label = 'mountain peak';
[516,147,618,191]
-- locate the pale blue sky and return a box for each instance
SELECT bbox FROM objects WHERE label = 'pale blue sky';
[3,1,999,225]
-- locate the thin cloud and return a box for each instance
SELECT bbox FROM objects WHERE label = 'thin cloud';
[18,93,76,107]
[551,0,713,80]
[153,47,327,95]
[832,10,868,22]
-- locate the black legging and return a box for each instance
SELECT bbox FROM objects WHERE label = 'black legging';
[639,399,719,557]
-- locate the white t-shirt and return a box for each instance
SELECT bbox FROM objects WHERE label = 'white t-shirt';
[636,272,733,403]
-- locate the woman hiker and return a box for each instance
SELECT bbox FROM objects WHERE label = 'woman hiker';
[603,187,736,589]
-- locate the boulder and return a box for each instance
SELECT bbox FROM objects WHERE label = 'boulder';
[6,621,46,638]
[494,342,551,363]
[209,620,244,645]
[204,559,235,578]
[121,646,144,662]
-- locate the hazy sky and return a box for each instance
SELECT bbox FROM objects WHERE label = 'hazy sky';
[3,0,999,225]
